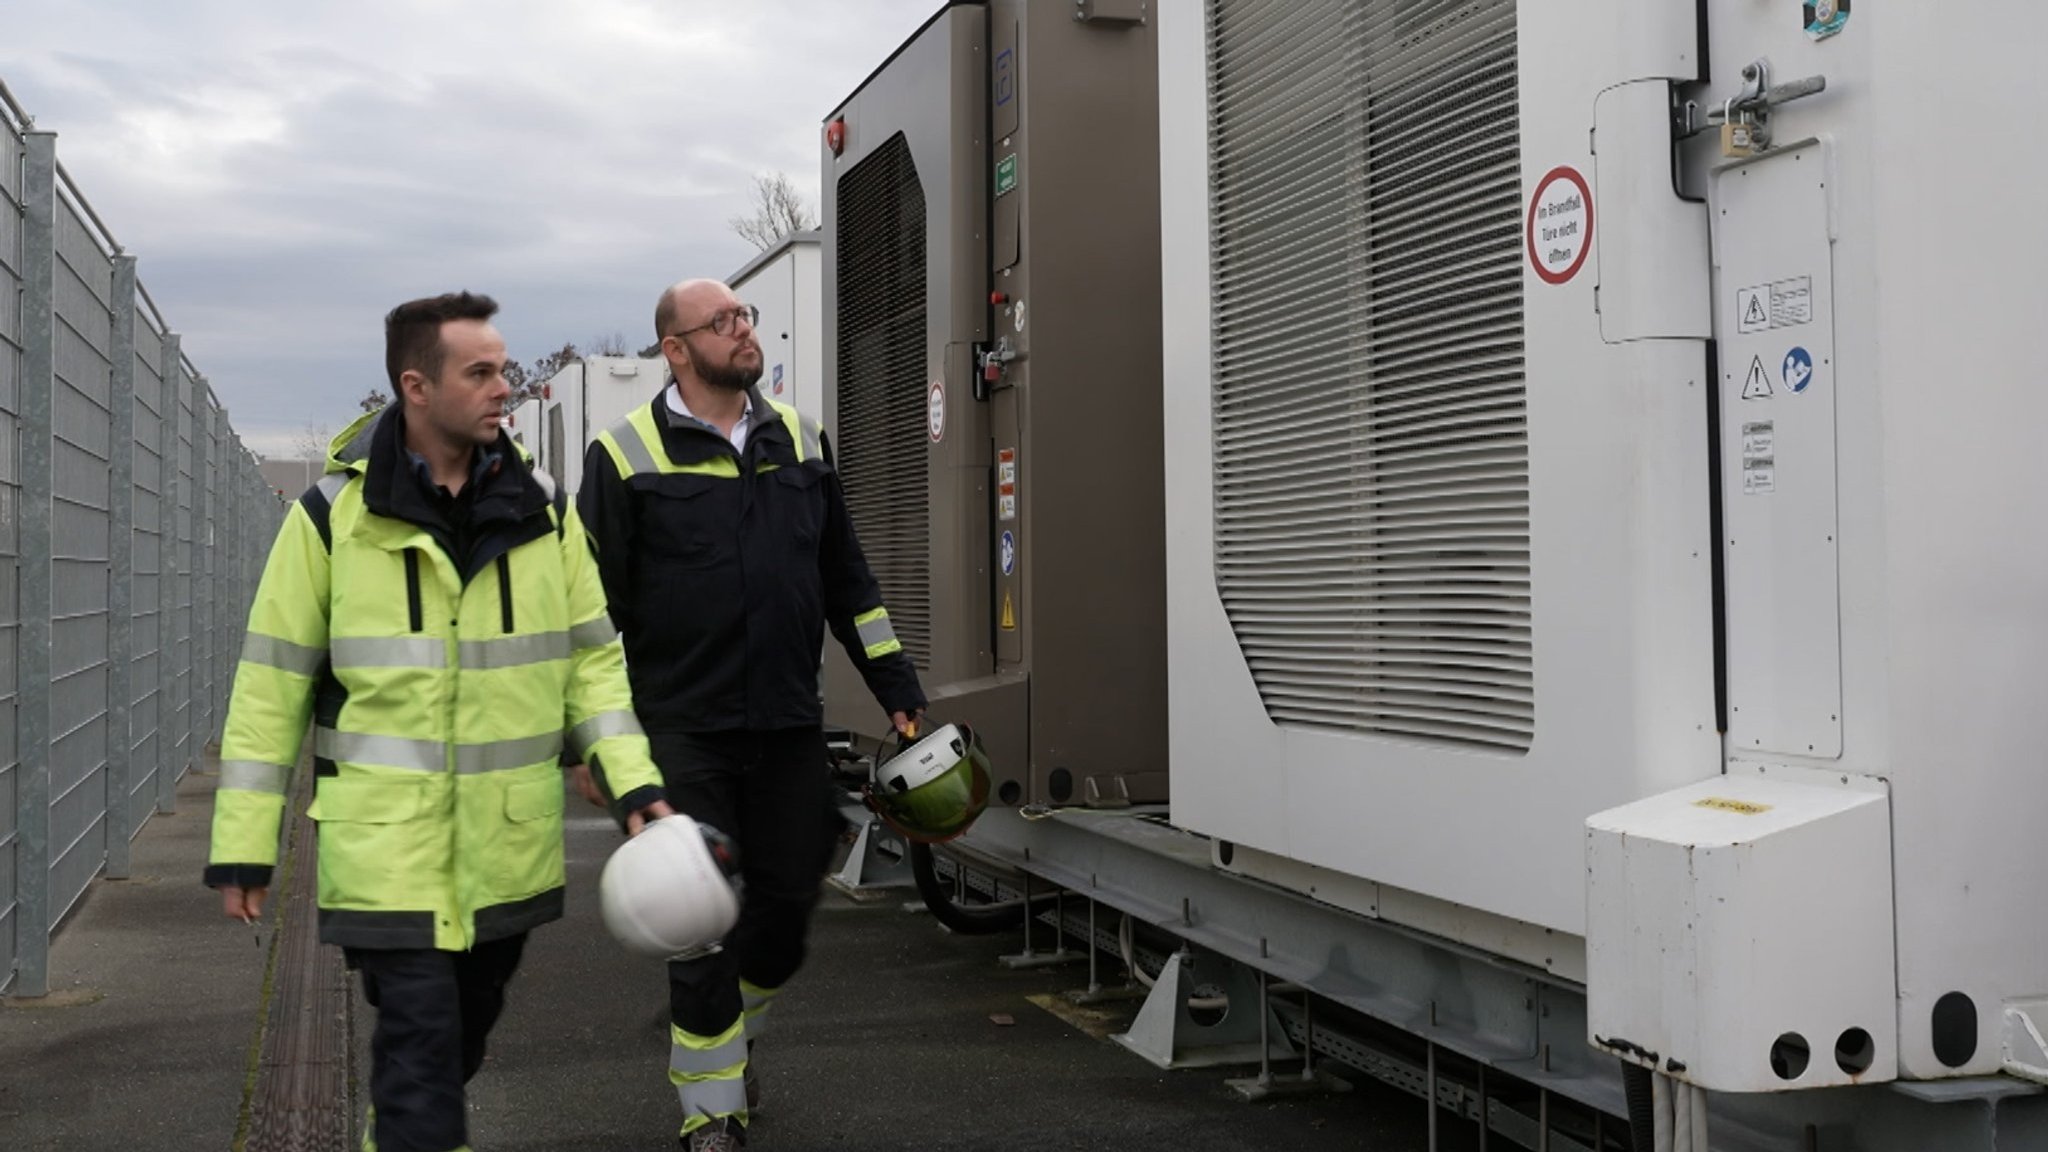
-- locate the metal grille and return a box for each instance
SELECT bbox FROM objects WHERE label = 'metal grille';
[1207,0,1531,752]
[834,131,931,667]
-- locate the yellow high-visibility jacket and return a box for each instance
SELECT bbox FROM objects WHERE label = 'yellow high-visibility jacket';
[206,408,663,951]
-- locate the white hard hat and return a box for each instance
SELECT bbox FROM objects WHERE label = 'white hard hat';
[599,815,741,959]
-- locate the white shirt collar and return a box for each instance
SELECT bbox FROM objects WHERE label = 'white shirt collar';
[666,382,752,452]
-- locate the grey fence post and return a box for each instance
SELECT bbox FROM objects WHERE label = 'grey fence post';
[15,129,57,999]
[155,335,179,814]
[188,390,207,767]
[105,254,137,880]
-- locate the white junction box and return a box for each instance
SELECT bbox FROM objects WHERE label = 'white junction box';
[1586,766,1895,1092]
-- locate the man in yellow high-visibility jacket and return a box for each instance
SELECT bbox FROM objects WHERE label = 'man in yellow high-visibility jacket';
[206,291,672,1152]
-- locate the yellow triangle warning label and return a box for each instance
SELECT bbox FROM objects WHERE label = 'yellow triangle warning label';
[1741,355,1773,400]
[1000,590,1016,631]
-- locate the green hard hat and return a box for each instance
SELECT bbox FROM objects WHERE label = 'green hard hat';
[864,721,992,844]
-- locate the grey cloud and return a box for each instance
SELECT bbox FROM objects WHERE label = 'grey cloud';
[3,0,938,453]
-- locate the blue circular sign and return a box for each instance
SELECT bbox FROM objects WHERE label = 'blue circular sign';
[999,531,1016,576]
[1783,347,1814,394]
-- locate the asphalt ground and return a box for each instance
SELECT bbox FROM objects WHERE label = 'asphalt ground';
[1,766,1454,1151]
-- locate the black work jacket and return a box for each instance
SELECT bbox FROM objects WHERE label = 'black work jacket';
[577,389,926,733]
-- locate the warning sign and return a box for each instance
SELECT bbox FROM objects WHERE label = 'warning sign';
[1741,356,1773,400]
[1526,166,1594,286]
[1736,278,1813,335]
[1000,589,1016,631]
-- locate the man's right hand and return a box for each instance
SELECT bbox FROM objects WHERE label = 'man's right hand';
[568,762,607,808]
[221,885,268,923]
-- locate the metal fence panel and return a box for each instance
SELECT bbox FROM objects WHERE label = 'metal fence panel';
[171,367,193,785]
[0,91,24,997]
[128,306,164,842]
[0,88,280,994]
[48,195,113,926]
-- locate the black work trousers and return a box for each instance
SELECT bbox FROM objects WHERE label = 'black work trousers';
[653,728,838,1038]
[346,933,528,1152]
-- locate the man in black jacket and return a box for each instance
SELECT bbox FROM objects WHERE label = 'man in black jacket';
[577,277,925,1150]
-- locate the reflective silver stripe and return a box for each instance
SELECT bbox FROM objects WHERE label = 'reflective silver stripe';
[331,636,443,669]
[241,632,325,678]
[458,631,569,670]
[669,1033,747,1076]
[568,710,644,760]
[316,472,350,502]
[855,613,898,655]
[315,728,446,773]
[569,616,618,650]
[219,760,291,795]
[531,466,557,501]
[674,1074,748,1118]
[607,418,660,477]
[741,982,776,1038]
[798,418,822,463]
[454,732,563,774]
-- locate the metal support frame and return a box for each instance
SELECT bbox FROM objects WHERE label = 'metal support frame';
[1111,944,1295,1070]
[999,873,1081,970]
[1225,971,1352,1101]
[829,802,915,897]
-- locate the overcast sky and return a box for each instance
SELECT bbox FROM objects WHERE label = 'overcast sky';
[2,0,934,458]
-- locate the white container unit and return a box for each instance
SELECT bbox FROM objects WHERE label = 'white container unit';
[1157,0,2048,1096]
[727,230,824,432]
[536,356,667,498]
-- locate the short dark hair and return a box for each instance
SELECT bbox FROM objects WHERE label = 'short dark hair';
[385,291,499,388]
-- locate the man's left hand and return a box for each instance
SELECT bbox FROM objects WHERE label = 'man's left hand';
[890,710,925,739]
[627,799,675,836]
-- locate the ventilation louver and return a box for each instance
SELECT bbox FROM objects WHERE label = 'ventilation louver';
[835,132,933,667]
[1207,0,1532,752]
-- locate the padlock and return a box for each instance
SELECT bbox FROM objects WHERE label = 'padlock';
[1721,118,1762,158]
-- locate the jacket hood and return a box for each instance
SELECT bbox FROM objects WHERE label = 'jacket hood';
[326,405,536,476]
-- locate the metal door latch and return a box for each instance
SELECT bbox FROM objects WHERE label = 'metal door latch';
[975,338,1018,399]
[1682,58,1827,158]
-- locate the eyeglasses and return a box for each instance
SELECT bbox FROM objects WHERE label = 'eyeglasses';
[670,304,760,341]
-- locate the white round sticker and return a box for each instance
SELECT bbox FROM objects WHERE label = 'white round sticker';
[1526,166,1594,286]
[927,380,946,443]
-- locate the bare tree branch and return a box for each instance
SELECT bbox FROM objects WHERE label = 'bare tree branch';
[730,171,816,252]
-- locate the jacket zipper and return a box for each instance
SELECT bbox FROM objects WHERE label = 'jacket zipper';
[404,548,423,633]
[496,554,514,633]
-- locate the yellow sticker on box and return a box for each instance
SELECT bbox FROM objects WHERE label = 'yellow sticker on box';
[1695,797,1772,816]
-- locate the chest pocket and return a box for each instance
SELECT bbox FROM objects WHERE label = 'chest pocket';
[771,463,827,548]
[638,473,738,569]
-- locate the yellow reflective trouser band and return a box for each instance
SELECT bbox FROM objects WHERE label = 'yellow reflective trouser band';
[568,710,644,761]
[672,1019,749,1130]
[569,616,618,649]
[314,728,563,773]
[241,631,325,677]
[854,608,901,659]
[219,760,290,795]
[741,980,779,1040]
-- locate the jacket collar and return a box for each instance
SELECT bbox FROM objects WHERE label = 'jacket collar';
[351,405,550,535]
[652,380,791,465]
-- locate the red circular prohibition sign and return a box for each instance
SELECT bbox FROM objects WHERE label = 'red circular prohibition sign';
[1526,166,1594,286]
